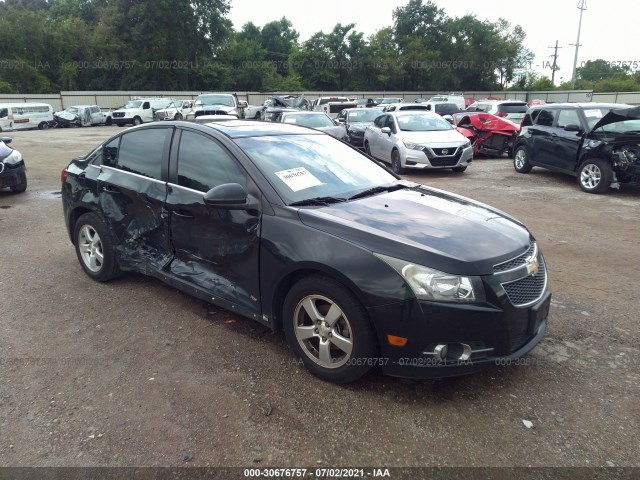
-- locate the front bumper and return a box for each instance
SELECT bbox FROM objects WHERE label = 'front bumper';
[403,144,473,169]
[0,162,26,189]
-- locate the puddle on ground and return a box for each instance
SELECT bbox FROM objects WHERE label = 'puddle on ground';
[0,205,11,209]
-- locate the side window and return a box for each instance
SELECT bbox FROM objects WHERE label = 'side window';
[177,130,246,193]
[384,116,396,133]
[535,109,556,127]
[91,106,100,114]
[117,128,167,179]
[142,101,150,109]
[373,115,386,128]
[102,138,120,167]
[556,109,581,128]
[0,108,7,118]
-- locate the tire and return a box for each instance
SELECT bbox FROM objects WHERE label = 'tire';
[283,275,377,384]
[116,123,125,127]
[577,159,612,194]
[132,117,142,126]
[38,122,49,130]
[174,113,183,120]
[391,149,405,175]
[452,166,467,173]
[73,212,121,282]
[105,117,113,126]
[10,173,27,193]
[364,141,372,156]
[254,112,261,120]
[513,146,532,173]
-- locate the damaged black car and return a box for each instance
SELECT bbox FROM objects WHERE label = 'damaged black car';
[260,94,309,121]
[61,120,550,384]
[513,103,640,194]
[0,137,27,193]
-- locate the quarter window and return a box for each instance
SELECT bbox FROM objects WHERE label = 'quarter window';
[103,138,120,167]
[117,128,167,179]
[534,109,556,127]
[177,130,246,192]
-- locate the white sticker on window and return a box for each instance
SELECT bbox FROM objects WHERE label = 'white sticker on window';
[274,167,322,192]
[584,109,603,118]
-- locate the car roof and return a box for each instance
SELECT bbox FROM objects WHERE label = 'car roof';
[196,120,325,138]
[471,99,526,104]
[390,110,441,118]
[528,102,630,110]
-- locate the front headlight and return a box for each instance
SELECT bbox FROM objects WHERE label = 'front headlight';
[462,140,472,149]
[402,140,424,150]
[375,253,485,303]
[3,149,22,165]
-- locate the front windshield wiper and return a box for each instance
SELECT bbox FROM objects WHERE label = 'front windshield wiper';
[347,183,408,201]
[289,196,348,207]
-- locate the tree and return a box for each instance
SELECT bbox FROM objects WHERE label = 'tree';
[577,59,631,82]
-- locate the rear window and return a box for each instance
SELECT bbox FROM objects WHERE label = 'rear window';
[497,103,528,114]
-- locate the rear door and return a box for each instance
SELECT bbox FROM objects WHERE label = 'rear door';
[96,126,173,269]
[165,128,262,317]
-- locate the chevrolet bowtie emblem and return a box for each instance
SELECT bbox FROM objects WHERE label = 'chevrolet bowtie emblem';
[526,257,539,276]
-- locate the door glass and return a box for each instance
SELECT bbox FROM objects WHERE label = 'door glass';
[103,138,120,167]
[177,131,246,192]
[557,109,581,128]
[117,128,167,179]
[535,109,556,127]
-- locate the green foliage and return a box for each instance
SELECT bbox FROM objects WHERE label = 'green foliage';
[2,0,637,94]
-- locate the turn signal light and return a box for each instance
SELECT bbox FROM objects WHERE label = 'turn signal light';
[387,335,408,347]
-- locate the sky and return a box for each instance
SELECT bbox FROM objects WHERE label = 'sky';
[227,0,638,84]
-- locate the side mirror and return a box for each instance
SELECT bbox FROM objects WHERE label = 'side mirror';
[1,137,13,144]
[564,124,581,132]
[381,127,391,134]
[335,118,345,124]
[203,183,259,210]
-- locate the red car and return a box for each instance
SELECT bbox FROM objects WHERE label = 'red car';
[448,112,520,157]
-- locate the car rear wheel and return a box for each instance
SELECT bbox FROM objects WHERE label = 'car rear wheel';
[391,149,405,174]
[174,113,183,120]
[38,122,49,130]
[132,117,142,126]
[283,275,377,384]
[577,159,612,194]
[74,212,121,282]
[513,146,532,173]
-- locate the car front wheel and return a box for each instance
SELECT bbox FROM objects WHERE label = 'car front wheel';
[283,275,377,384]
[513,146,532,173]
[391,149,405,174]
[74,212,121,281]
[577,159,612,194]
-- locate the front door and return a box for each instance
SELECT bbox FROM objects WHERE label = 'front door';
[165,128,262,317]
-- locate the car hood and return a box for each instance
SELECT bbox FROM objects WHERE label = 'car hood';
[55,111,79,121]
[273,95,307,108]
[347,122,372,131]
[398,129,466,145]
[298,186,531,276]
[0,142,12,160]
[197,104,236,112]
[591,106,640,132]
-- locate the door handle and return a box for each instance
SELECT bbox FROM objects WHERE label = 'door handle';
[172,210,194,219]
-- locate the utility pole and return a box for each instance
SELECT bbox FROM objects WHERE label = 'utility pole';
[548,40,562,85]
[570,0,587,89]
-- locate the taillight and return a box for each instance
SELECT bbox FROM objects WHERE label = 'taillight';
[61,168,68,184]
[495,112,508,117]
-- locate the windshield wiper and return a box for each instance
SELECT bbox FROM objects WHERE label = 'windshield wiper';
[347,183,408,201]
[289,196,348,207]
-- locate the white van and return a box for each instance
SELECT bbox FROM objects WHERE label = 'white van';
[426,94,466,110]
[111,98,175,127]
[0,103,55,132]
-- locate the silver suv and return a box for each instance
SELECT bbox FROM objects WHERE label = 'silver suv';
[466,100,528,124]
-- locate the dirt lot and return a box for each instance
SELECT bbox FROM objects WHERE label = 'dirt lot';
[0,126,638,470]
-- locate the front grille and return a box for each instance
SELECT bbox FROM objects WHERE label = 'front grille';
[432,147,458,156]
[494,243,536,273]
[429,157,459,167]
[502,256,547,307]
[113,112,124,118]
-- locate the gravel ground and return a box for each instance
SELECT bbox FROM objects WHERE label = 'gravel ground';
[0,126,638,469]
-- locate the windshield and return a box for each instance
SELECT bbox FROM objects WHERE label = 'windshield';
[347,109,381,123]
[197,95,235,107]
[376,98,401,105]
[283,113,334,128]
[234,134,396,204]
[497,103,527,114]
[396,113,453,132]
[124,101,142,109]
[166,100,183,109]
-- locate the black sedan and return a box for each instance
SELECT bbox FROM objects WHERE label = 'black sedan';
[61,121,550,383]
[334,108,382,148]
[0,137,27,193]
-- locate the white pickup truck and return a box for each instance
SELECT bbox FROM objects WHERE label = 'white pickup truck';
[188,93,248,119]
[311,97,357,118]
